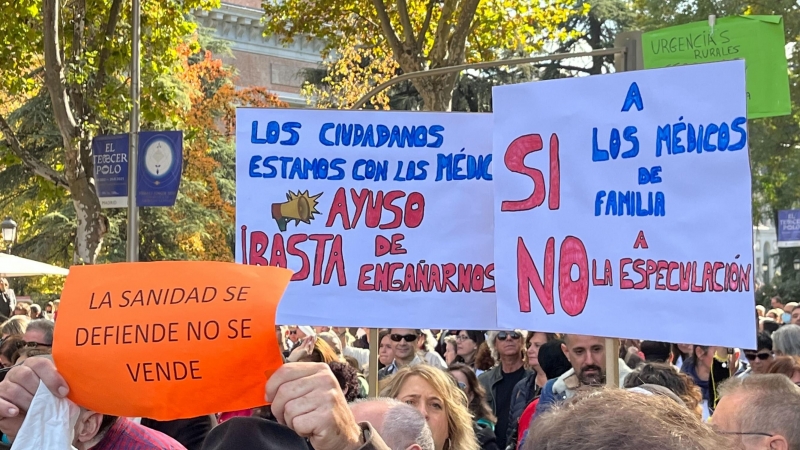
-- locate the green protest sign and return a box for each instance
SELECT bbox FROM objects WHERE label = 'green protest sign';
[643,16,790,119]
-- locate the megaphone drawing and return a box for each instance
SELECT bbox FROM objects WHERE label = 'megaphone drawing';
[272,190,323,232]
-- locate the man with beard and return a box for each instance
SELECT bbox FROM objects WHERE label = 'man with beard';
[533,334,633,417]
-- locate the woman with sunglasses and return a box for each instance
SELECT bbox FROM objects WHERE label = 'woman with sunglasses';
[477,330,529,450]
[739,331,774,376]
[449,363,499,450]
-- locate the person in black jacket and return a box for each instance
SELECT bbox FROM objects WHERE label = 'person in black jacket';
[505,339,571,450]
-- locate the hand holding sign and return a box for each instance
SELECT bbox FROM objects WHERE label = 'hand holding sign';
[52,262,291,421]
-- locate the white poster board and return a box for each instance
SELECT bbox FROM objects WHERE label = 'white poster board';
[237,109,496,329]
[492,61,756,349]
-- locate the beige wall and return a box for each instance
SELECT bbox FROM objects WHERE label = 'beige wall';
[224,0,262,8]
[224,50,318,94]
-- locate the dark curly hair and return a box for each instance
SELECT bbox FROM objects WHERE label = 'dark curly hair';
[328,361,361,402]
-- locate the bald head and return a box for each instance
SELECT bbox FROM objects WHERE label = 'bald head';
[350,398,434,450]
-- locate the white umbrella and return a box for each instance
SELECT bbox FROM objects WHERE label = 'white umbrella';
[0,253,69,277]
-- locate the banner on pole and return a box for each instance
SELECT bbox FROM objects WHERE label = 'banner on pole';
[137,131,183,207]
[777,210,800,248]
[236,109,496,329]
[492,61,755,349]
[92,134,129,209]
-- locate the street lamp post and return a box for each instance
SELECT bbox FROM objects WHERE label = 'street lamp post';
[762,263,770,286]
[0,217,17,254]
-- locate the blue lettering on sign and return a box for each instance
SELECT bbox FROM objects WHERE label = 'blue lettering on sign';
[435,151,492,181]
[250,121,301,145]
[592,127,639,162]
[248,156,345,180]
[654,117,746,157]
[621,82,644,112]
[595,190,666,217]
[317,124,446,148]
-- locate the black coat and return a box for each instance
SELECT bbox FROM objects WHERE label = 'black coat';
[475,422,500,450]
[505,372,541,447]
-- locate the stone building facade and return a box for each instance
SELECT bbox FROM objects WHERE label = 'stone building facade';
[194,0,322,107]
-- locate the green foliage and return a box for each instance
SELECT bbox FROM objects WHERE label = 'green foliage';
[635,0,800,293]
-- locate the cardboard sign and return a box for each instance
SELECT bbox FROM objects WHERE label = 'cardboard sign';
[236,109,496,329]
[643,16,790,119]
[492,61,756,349]
[52,262,291,420]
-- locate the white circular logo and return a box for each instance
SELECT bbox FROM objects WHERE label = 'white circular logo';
[143,139,174,178]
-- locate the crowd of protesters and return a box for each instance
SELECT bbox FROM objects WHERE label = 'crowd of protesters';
[0,277,798,449]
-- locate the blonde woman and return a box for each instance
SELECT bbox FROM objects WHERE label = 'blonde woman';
[0,316,30,339]
[381,364,479,450]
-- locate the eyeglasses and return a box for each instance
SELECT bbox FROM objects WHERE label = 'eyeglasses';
[289,330,298,335]
[744,352,773,361]
[456,334,471,342]
[497,331,521,341]
[457,382,467,390]
[715,431,774,438]
[391,334,417,343]
[23,342,51,349]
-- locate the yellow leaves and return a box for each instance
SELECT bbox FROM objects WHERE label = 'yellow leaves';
[304,37,398,109]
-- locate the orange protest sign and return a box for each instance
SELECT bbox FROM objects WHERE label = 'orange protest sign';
[52,261,291,421]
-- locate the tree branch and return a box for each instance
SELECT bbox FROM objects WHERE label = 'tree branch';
[429,0,457,66]
[92,0,123,98]
[43,0,78,148]
[396,0,416,44]
[370,0,405,59]
[0,114,69,189]
[416,0,435,52]
[445,0,480,66]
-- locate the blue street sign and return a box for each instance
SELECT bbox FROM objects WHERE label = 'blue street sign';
[92,134,129,208]
[778,209,800,248]
[137,131,183,207]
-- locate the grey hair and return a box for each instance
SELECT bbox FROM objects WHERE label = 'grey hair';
[487,330,527,361]
[773,324,800,357]
[352,398,435,450]
[420,329,437,353]
[27,319,55,345]
[718,374,800,448]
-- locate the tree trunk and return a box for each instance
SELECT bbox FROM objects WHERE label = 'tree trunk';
[43,0,105,264]
[69,176,106,264]
[412,73,459,111]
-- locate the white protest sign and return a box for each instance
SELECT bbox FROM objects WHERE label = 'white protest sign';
[493,60,755,349]
[236,109,496,329]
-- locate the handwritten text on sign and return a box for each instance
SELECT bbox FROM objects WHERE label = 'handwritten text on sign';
[493,61,755,349]
[236,109,496,329]
[52,262,291,421]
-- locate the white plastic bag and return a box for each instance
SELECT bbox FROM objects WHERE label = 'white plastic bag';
[11,381,80,449]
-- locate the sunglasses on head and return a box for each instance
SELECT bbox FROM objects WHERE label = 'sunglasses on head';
[497,331,521,341]
[391,333,417,342]
[745,352,773,361]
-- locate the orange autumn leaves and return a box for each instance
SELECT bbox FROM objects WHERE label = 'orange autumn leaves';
[173,45,285,261]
